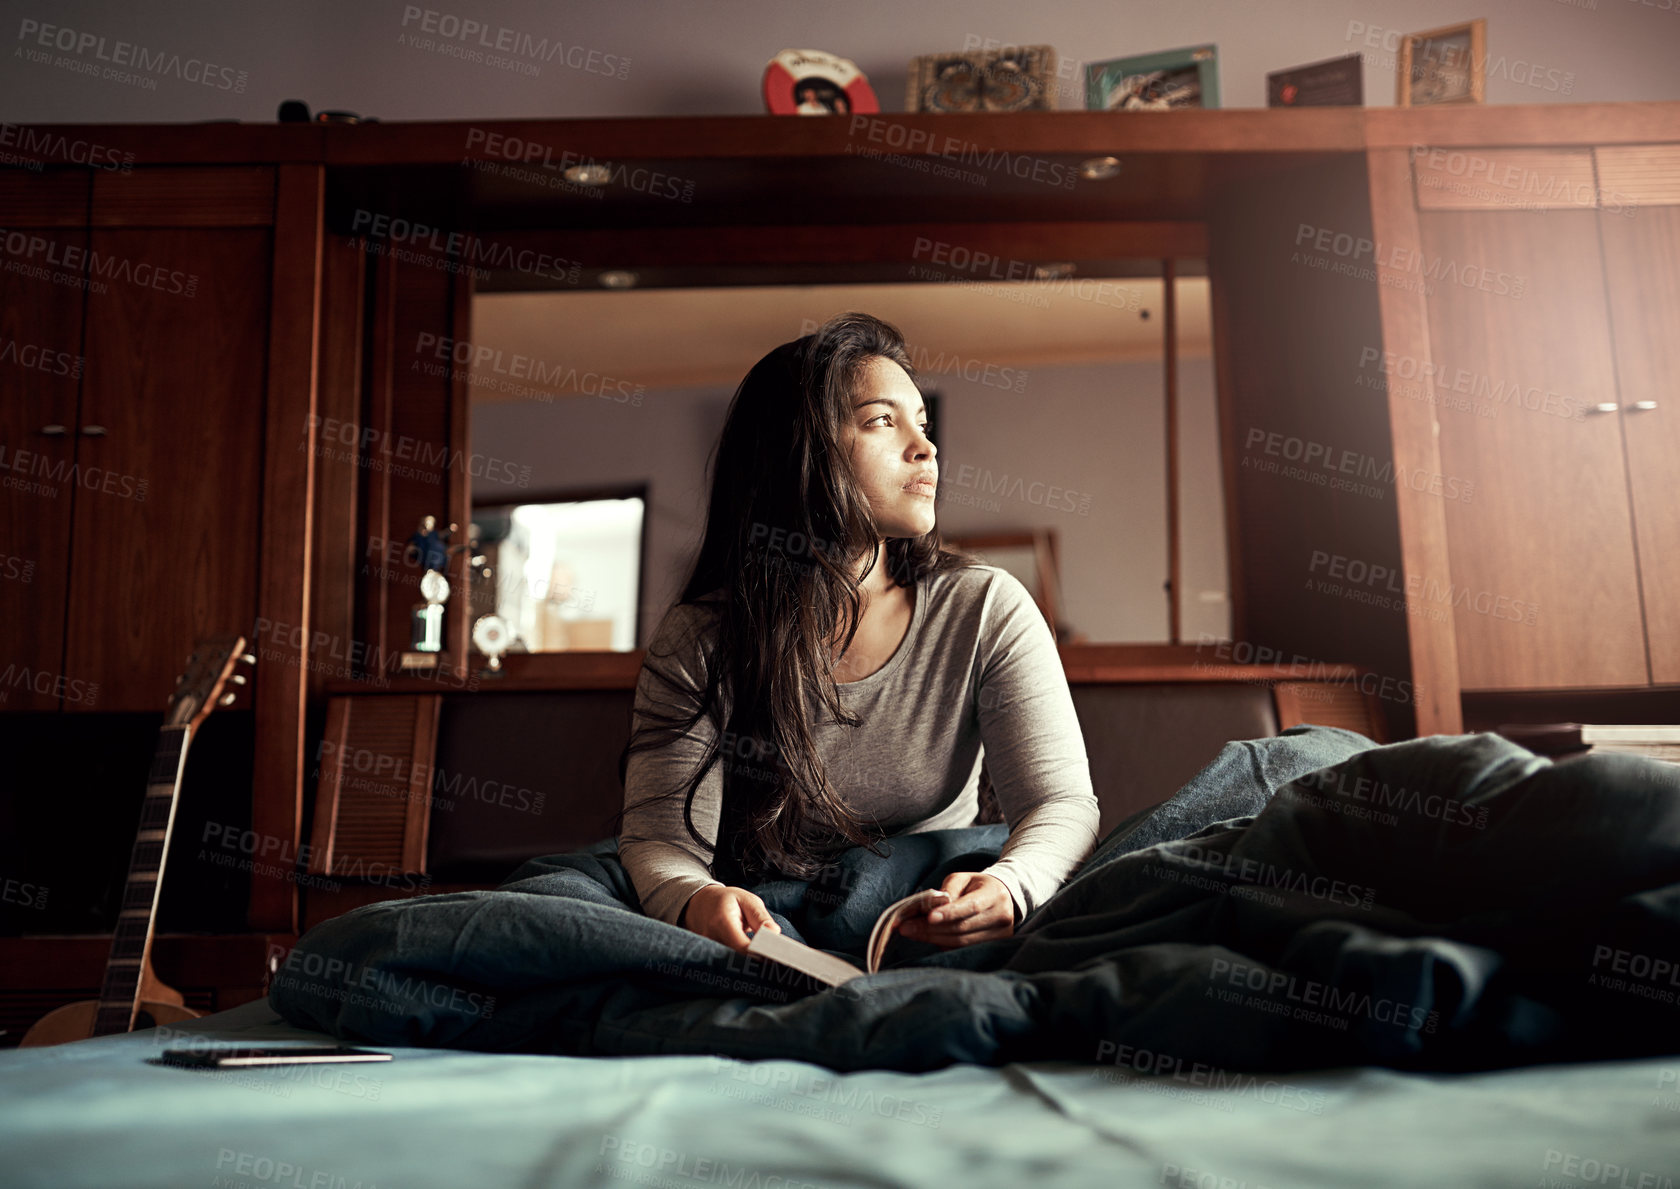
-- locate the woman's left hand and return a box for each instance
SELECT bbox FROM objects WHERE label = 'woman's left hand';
[897,872,1015,948]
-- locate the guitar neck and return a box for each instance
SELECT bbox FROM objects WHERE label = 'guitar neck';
[92,723,194,1037]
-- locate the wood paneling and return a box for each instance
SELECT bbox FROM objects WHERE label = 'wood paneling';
[91,166,275,227]
[307,695,439,877]
[1164,258,1181,643]
[0,124,323,168]
[1272,681,1385,742]
[0,223,86,711]
[1208,244,1247,645]
[63,227,269,712]
[0,933,292,1048]
[18,104,1678,178]
[1419,209,1646,689]
[0,172,90,711]
[1598,206,1680,683]
[326,110,1367,167]
[1413,148,1596,212]
[1462,686,1680,732]
[1365,102,1680,150]
[0,168,89,226]
[1595,145,1680,208]
[446,263,474,682]
[358,250,397,680]
[308,233,368,703]
[479,222,1207,273]
[250,165,325,933]
[1365,147,1463,735]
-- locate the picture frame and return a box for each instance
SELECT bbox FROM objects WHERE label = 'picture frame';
[1396,19,1486,107]
[1086,45,1220,112]
[905,45,1059,113]
[1267,53,1363,108]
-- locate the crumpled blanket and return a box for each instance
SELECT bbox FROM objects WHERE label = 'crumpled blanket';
[269,725,1680,1072]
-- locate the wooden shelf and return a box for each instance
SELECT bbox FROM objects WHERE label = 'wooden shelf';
[12,103,1675,172]
[322,644,1365,693]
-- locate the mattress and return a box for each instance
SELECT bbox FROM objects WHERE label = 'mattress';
[1,998,1674,1189]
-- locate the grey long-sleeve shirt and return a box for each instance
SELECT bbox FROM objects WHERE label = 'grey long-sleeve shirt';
[617,563,1101,929]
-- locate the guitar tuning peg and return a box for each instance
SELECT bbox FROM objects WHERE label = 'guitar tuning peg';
[241,653,255,665]
[219,692,237,706]
[230,674,247,685]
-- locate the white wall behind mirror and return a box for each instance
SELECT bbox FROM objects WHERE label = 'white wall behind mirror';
[468,270,1228,650]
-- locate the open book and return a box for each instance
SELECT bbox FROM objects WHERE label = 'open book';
[743,889,952,985]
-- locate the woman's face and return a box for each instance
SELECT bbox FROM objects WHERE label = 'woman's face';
[842,355,938,540]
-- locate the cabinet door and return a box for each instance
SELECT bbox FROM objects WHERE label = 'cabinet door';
[1599,205,1680,685]
[1419,209,1647,689]
[62,228,270,712]
[0,173,88,711]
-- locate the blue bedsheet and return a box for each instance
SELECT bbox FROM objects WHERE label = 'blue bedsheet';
[5,997,1678,1189]
[268,726,1680,1073]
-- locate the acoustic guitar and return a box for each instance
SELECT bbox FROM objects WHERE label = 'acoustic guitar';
[20,635,254,1047]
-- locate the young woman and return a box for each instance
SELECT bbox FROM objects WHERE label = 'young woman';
[616,312,1100,956]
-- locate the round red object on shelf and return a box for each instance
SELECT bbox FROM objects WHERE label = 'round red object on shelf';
[763,48,879,116]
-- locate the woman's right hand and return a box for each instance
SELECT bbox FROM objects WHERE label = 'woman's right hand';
[682,884,780,953]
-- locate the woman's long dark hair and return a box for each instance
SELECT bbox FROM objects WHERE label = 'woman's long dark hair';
[613,311,975,882]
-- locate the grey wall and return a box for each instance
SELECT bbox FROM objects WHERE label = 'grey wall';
[473,384,731,647]
[3,0,1675,124]
[472,353,1228,646]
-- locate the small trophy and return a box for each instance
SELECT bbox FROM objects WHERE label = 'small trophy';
[412,569,449,654]
[400,515,484,670]
[399,516,452,668]
[472,613,512,676]
[393,515,499,678]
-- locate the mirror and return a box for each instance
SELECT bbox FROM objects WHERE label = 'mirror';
[470,491,645,653]
[467,263,1228,649]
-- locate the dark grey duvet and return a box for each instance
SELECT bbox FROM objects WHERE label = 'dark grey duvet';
[269,725,1680,1072]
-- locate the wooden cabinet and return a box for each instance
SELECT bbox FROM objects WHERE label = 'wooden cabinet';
[1598,204,1680,685]
[0,169,273,713]
[0,174,87,711]
[64,225,270,711]
[1408,152,1680,692]
[0,158,326,937]
[1418,208,1646,688]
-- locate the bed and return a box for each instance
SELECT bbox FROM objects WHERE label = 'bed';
[2,996,1675,1189]
[5,725,1678,1187]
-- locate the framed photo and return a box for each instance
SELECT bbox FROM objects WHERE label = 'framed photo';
[906,45,1059,113]
[1267,53,1363,108]
[1086,45,1219,112]
[1397,19,1486,107]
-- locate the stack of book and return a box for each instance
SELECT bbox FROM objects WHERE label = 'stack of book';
[1496,724,1680,765]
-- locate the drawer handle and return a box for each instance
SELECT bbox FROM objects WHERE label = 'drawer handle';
[80,425,107,436]
[39,424,68,436]
[1589,402,1620,414]
[1629,401,1658,411]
